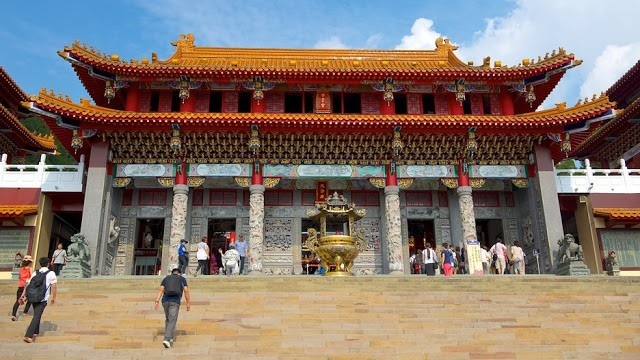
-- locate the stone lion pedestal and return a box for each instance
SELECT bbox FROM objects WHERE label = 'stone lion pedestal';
[555,234,591,276]
[62,233,92,278]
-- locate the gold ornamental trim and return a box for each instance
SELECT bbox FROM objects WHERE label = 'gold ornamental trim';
[234,177,250,188]
[398,178,414,189]
[369,178,385,188]
[158,177,175,187]
[264,177,281,188]
[511,178,529,188]
[112,177,131,188]
[187,176,205,187]
[470,178,486,189]
[440,178,458,189]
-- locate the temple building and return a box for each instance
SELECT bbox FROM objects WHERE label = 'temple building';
[0,66,84,276]
[14,34,622,276]
[555,60,640,275]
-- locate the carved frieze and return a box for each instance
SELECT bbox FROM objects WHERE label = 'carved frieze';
[158,177,175,187]
[511,178,529,188]
[264,218,293,252]
[234,177,250,188]
[369,178,385,188]
[113,177,131,188]
[187,176,205,187]
[440,178,458,189]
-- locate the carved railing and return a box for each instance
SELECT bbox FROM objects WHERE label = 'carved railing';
[0,153,85,192]
[555,159,640,194]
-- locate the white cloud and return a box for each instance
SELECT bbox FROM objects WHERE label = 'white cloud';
[314,36,348,49]
[394,0,638,108]
[366,34,384,49]
[581,43,640,99]
[395,18,444,50]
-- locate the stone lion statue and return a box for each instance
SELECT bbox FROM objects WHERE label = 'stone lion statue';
[555,234,583,264]
[68,233,91,263]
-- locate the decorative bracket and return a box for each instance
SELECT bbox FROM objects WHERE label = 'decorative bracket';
[112,177,131,188]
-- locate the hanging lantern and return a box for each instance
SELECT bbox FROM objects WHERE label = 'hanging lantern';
[71,129,83,154]
[383,78,395,103]
[170,125,181,152]
[561,132,571,155]
[466,126,477,155]
[455,79,466,104]
[248,125,260,151]
[252,76,264,102]
[104,81,115,103]
[178,76,190,103]
[392,126,403,155]
[525,85,536,107]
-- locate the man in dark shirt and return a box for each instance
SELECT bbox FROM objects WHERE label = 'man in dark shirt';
[154,267,191,348]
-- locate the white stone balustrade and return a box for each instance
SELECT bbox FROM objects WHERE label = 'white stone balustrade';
[0,153,85,192]
[555,159,640,194]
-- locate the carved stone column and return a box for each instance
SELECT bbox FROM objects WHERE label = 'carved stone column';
[457,185,482,274]
[248,184,265,274]
[168,184,188,273]
[384,185,404,275]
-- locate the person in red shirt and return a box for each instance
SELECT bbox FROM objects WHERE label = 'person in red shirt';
[11,255,33,321]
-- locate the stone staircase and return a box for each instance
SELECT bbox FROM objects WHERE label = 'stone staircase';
[1,275,640,359]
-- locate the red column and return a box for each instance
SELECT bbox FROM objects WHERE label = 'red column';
[252,163,263,185]
[125,84,140,111]
[180,94,195,112]
[251,97,266,113]
[380,93,395,115]
[457,160,469,187]
[448,94,464,115]
[175,161,187,185]
[500,90,514,115]
[385,164,398,186]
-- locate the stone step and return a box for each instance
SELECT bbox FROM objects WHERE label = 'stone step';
[1,275,639,359]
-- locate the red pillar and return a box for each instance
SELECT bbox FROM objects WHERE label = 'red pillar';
[252,163,263,185]
[251,97,266,113]
[385,164,398,186]
[448,94,464,115]
[457,160,469,187]
[180,94,195,112]
[125,84,140,111]
[380,94,395,115]
[500,90,514,115]
[175,161,187,185]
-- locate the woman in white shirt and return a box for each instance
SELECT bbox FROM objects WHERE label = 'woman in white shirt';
[195,237,210,276]
[422,243,437,276]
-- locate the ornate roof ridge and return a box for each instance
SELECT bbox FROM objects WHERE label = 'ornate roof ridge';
[28,88,614,131]
[0,66,30,102]
[0,102,56,151]
[61,34,576,74]
[573,95,639,153]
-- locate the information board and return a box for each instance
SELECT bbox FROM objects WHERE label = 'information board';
[600,230,640,267]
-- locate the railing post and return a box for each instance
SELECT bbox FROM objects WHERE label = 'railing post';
[38,154,46,184]
[0,154,6,184]
[620,158,630,192]
[585,159,594,190]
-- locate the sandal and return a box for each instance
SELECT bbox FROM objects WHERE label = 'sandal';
[11,316,17,321]
[23,337,33,343]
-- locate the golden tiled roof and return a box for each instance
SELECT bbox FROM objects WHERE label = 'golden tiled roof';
[0,205,39,217]
[594,208,640,220]
[26,89,615,132]
[59,34,577,78]
[0,102,56,151]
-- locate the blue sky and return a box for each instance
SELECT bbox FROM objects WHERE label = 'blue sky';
[1,0,638,109]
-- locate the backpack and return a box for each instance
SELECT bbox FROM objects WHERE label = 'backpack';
[164,274,183,296]
[25,270,51,303]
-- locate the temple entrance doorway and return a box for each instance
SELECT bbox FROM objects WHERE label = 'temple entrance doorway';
[475,219,503,249]
[133,218,164,275]
[207,218,236,275]
[407,219,435,254]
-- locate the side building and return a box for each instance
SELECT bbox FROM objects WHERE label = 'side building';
[23,34,616,276]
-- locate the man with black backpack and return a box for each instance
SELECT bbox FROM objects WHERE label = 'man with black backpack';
[154,267,190,349]
[20,257,57,343]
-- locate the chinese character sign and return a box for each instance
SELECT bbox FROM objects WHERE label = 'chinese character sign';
[465,239,484,275]
[316,181,328,205]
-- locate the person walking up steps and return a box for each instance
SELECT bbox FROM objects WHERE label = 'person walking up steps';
[154,267,191,348]
[20,257,57,343]
[195,237,210,276]
[11,255,33,321]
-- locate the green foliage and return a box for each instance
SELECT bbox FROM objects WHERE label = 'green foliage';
[555,159,577,170]
[20,116,77,165]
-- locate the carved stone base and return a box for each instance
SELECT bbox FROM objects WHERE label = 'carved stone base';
[556,260,591,276]
[11,268,19,281]
[62,260,92,278]
[607,265,620,276]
